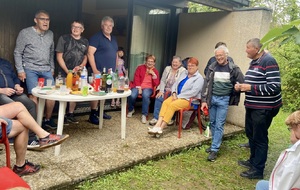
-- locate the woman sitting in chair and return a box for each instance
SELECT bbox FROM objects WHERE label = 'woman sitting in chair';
[149,55,186,126]
[148,57,204,135]
[127,54,160,124]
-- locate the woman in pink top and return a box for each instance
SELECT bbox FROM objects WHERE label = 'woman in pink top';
[127,54,160,124]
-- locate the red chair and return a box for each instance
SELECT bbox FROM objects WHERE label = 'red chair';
[0,122,11,168]
[0,167,30,189]
[175,98,203,138]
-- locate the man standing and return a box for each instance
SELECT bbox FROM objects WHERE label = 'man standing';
[14,10,56,130]
[87,16,118,124]
[201,45,244,162]
[235,38,282,179]
[56,20,89,124]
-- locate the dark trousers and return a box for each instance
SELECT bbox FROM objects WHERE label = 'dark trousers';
[245,108,280,174]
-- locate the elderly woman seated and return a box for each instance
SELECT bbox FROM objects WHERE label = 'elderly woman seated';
[127,54,160,124]
[148,57,204,135]
[149,55,186,126]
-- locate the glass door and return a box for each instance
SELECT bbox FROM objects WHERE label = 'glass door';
[128,3,170,79]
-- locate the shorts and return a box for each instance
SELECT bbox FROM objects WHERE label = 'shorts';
[24,69,54,94]
[0,117,12,139]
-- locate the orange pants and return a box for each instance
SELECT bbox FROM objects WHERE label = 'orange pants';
[159,97,189,123]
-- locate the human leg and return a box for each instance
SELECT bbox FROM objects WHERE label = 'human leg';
[152,96,164,120]
[0,102,69,148]
[66,102,78,123]
[128,88,138,112]
[89,101,99,124]
[11,94,37,120]
[24,69,39,105]
[141,88,153,116]
[210,96,229,152]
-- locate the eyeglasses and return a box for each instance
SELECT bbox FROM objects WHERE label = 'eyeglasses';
[36,17,50,22]
[72,26,83,30]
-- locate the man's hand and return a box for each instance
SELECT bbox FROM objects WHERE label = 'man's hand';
[14,85,24,95]
[0,88,16,96]
[18,72,26,82]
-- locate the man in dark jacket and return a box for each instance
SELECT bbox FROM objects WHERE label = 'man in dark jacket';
[0,57,39,149]
[201,45,244,162]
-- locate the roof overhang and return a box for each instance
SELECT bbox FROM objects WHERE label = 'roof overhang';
[140,0,250,11]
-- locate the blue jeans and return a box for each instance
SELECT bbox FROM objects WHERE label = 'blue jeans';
[255,180,269,190]
[25,69,54,94]
[209,95,230,152]
[153,91,171,120]
[128,88,153,116]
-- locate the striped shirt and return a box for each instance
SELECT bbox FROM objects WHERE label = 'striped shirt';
[244,52,282,109]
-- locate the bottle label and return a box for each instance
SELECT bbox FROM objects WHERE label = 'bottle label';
[106,79,112,85]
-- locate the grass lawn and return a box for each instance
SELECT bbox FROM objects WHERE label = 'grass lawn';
[77,110,290,190]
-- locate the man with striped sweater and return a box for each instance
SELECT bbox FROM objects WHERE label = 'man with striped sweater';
[235,38,282,179]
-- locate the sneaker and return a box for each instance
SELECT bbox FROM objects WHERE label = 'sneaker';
[205,147,211,153]
[27,136,40,150]
[148,126,163,135]
[238,160,252,169]
[141,115,147,124]
[88,113,99,125]
[13,160,40,176]
[127,109,135,117]
[167,120,174,126]
[207,151,217,162]
[103,112,112,120]
[66,113,79,124]
[149,118,158,126]
[39,134,69,149]
[42,118,57,130]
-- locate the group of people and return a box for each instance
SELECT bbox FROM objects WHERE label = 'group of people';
[0,10,124,176]
[0,8,298,188]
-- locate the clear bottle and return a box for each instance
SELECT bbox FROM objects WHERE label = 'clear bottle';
[55,72,63,89]
[101,67,107,91]
[66,70,73,89]
[112,69,119,92]
[118,72,125,90]
[80,66,88,90]
[106,68,112,93]
[124,69,129,91]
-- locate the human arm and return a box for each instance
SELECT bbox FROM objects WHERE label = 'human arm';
[50,40,55,74]
[14,29,27,81]
[87,46,100,74]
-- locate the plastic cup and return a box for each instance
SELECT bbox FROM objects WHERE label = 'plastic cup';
[60,85,68,95]
[46,79,52,87]
[38,78,45,88]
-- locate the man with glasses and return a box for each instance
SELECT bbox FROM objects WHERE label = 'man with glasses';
[56,21,89,124]
[14,10,56,131]
[87,16,119,124]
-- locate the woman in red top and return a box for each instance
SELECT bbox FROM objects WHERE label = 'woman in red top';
[127,54,160,124]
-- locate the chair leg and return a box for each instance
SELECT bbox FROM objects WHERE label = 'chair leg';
[4,139,11,168]
[197,110,202,134]
[178,110,184,138]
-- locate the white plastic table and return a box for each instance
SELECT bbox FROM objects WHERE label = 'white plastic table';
[32,87,131,156]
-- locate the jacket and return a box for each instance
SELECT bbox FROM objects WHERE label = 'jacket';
[157,66,186,92]
[269,140,300,190]
[201,60,244,107]
[130,64,160,89]
[0,58,20,88]
[172,70,204,100]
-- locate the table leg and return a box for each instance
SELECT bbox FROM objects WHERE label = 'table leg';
[98,100,104,129]
[121,97,126,139]
[54,101,67,156]
[37,98,45,126]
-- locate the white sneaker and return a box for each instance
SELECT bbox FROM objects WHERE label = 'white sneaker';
[167,120,174,126]
[141,115,147,124]
[149,118,158,126]
[148,126,162,135]
[127,109,135,117]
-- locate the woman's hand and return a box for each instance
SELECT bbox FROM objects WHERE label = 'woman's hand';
[172,92,177,101]
[156,91,163,98]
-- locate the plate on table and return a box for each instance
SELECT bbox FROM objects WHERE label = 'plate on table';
[90,91,107,96]
[37,89,55,95]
